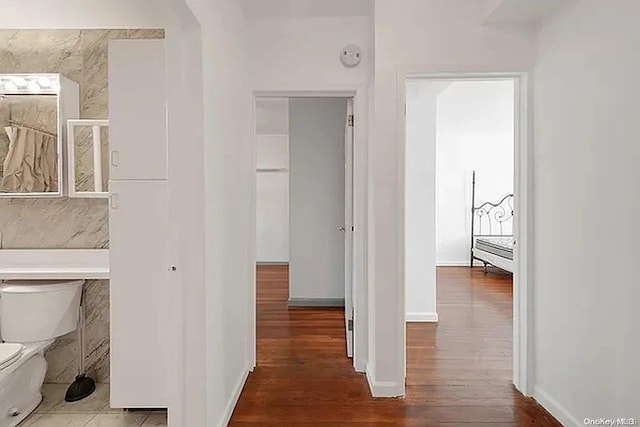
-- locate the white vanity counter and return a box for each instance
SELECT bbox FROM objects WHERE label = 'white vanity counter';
[0,249,109,280]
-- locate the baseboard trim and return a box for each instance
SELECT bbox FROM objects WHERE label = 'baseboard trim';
[219,365,251,427]
[288,298,345,307]
[533,386,581,427]
[437,262,486,267]
[406,312,439,322]
[365,363,404,398]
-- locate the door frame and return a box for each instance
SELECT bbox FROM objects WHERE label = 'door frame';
[251,86,368,373]
[397,68,533,395]
[345,97,355,357]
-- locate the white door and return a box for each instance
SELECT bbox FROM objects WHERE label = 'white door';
[109,180,168,408]
[344,99,354,357]
[108,39,167,181]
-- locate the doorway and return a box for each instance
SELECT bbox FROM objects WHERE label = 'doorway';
[253,96,355,367]
[401,72,531,395]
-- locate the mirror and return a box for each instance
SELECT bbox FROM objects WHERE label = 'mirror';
[0,74,77,198]
[67,120,109,198]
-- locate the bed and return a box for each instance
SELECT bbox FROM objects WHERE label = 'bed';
[470,171,514,274]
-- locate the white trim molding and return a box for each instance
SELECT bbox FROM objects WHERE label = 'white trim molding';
[405,312,439,322]
[251,85,369,377]
[533,386,582,427]
[219,366,251,427]
[436,261,473,267]
[365,364,404,398]
[397,66,533,402]
[289,298,345,307]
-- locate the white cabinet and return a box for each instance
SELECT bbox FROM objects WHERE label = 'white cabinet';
[108,39,169,409]
[109,180,168,408]
[108,39,167,181]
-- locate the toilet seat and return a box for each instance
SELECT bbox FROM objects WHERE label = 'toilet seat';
[0,343,23,371]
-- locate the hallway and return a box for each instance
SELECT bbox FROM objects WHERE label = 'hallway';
[230,266,559,426]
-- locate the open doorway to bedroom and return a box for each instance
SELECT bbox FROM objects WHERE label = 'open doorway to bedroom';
[404,76,522,402]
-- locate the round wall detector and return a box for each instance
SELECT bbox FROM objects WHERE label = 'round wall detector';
[341,44,362,68]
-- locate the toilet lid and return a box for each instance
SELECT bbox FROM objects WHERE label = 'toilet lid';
[0,343,23,370]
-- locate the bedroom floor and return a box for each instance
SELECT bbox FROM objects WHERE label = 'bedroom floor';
[19,383,167,426]
[230,265,560,426]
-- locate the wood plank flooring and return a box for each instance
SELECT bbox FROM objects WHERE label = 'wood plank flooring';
[230,265,560,426]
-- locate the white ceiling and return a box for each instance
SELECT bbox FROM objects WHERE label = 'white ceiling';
[240,0,373,19]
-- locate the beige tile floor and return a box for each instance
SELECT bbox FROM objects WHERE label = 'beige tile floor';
[19,384,167,426]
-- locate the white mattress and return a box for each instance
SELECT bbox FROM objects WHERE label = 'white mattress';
[475,236,514,260]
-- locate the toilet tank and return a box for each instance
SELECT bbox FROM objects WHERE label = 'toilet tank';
[0,280,84,343]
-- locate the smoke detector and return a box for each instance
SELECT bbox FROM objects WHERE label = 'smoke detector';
[340,44,362,68]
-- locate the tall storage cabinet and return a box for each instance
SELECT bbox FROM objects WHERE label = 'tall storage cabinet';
[108,39,169,408]
[108,40,167,181]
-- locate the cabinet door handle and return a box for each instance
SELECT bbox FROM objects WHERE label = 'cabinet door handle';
[110,150,119,167]
[110,193,119,210]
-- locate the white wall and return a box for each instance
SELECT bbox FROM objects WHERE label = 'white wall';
[164,3,207,425]
[247,13,371,371]
[404,81,445,322]
[248,16,371,89]
[289,98,347,302]
[186,0,254,426]
[0,0,167,28]
[436,81,514,266]
[256,98,289,263]
[533,1,640,425]
[373,0,535,396]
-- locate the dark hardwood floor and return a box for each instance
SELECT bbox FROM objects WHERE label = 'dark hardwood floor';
[230,265,560,426]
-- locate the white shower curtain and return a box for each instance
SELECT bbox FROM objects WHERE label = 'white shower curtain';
[1,126,58,193]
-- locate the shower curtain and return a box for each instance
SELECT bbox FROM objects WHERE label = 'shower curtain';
[1,126,58,193]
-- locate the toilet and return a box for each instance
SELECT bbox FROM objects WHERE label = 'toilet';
[0,280,84,427]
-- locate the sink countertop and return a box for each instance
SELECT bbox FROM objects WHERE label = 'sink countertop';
[0,249,109,280]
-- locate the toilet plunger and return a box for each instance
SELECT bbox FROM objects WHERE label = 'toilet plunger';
[65,287,96,402]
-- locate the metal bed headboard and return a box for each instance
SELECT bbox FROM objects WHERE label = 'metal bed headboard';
[470,171,514,266]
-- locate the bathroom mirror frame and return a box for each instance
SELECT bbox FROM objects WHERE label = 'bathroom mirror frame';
[0,73,79,199]
[67,119,110,199]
